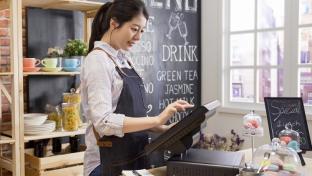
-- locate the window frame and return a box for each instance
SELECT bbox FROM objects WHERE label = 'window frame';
[222,0,312,113]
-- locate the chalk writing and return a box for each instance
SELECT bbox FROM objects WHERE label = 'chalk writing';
[270,100,300,122]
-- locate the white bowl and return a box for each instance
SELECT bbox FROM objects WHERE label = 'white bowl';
[24,113,48,126]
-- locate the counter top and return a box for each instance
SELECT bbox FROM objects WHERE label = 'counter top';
[148,149,312,176]
[238,149,312,175]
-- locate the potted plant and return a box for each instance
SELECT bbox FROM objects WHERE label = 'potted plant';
[62,39,88,70]
[63,39,88,59]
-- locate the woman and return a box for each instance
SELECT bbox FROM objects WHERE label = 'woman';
[81,0,193,176]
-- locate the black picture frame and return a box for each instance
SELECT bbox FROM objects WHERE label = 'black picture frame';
[264,97,312,151]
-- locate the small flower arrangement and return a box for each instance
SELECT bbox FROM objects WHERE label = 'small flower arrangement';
[197,129,245,151]
[47,47,63,58]
[63,39,88,57]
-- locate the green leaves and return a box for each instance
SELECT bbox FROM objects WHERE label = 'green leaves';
[63,39,88,57]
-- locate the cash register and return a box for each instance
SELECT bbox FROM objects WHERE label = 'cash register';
[144,100,245,176]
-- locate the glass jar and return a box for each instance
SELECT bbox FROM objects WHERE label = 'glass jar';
[63,89,82,126]
[62,103,80,131]
[251,138,302,175]
[279,124,301,152]
[63,92,81,103]
[243,110,263,136]
[45,104,62,130]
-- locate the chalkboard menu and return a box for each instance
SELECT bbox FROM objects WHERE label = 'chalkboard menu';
[129,0,201,122]
[264,97,312,150]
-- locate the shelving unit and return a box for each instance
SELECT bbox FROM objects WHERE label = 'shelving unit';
[0,1,103,176]
[3,127,86,142]
[24,128,86,142]
[0,72,14,76]
[1,0,103,11]
[0,157,13,172]
[0,0,22,176]
[23,0,103,11]
[23,71,80,76]
[0,136,15,145]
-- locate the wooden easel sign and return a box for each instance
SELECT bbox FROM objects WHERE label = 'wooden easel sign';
[264,97,312,151]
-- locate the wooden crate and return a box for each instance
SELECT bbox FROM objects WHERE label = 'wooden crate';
[25,145,85,176]
[25,165,83,176]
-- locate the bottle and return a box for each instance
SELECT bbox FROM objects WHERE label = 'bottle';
[34,140,44,157]
[69,135,80,153]
[52,138,62,154]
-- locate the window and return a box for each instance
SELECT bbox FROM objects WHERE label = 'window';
[223,0,312,109]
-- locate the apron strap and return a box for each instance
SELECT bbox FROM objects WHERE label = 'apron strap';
[126,60,144,82]
[92,47,128,76]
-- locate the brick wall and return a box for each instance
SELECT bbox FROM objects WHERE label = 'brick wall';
[0,8,12,131]
[0,9,10,71]
[1,8,26,132]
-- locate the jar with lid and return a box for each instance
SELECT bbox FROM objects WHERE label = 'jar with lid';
[63,89,81,103]
[45,104,62,130]
[63,88,82,126]
[279,123,301,152]
[243,110,263,136]
[62,103,80,131]
[251,138,302,175]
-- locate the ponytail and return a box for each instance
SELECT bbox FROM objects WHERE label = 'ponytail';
[88,2,113,53]
[88,0,149,53]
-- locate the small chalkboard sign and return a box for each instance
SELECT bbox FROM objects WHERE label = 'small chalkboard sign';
[264,97,312,150]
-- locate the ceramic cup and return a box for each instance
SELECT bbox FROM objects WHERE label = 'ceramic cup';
[41,58,58,68]
[23,58,40,68]
[63,59,80,68]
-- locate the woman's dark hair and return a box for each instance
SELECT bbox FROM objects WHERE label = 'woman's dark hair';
[88,0,149,53]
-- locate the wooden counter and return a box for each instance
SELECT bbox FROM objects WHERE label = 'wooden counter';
[149,167,166,176]
[148,149,312,176]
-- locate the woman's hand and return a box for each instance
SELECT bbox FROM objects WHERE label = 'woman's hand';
[156,100,194,126]
[123,100,193,133]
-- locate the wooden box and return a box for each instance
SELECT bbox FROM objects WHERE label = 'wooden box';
[25,145,85,176]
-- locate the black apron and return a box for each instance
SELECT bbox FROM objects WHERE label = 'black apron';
[92,48,149,176]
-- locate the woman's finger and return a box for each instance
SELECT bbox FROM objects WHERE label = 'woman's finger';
[176,99,188,104]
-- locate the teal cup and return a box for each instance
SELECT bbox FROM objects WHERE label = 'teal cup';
[63,59,80,68]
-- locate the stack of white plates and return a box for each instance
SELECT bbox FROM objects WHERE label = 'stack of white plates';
[24,113,48,126]
[24,113,55,135]
[25,120,56,135]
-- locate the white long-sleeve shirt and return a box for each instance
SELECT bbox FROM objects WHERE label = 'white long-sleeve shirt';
[81,41,132,176]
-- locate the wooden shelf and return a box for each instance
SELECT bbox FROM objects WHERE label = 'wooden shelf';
[0,72,13,76]
[0,135,15,144]
[3,127,86,142]
[0,0,9,10]
[1,0,103,12]
[24,128,86,142]
[0,157,13,172]
[23,71,80,76]
[23,0,103,12]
